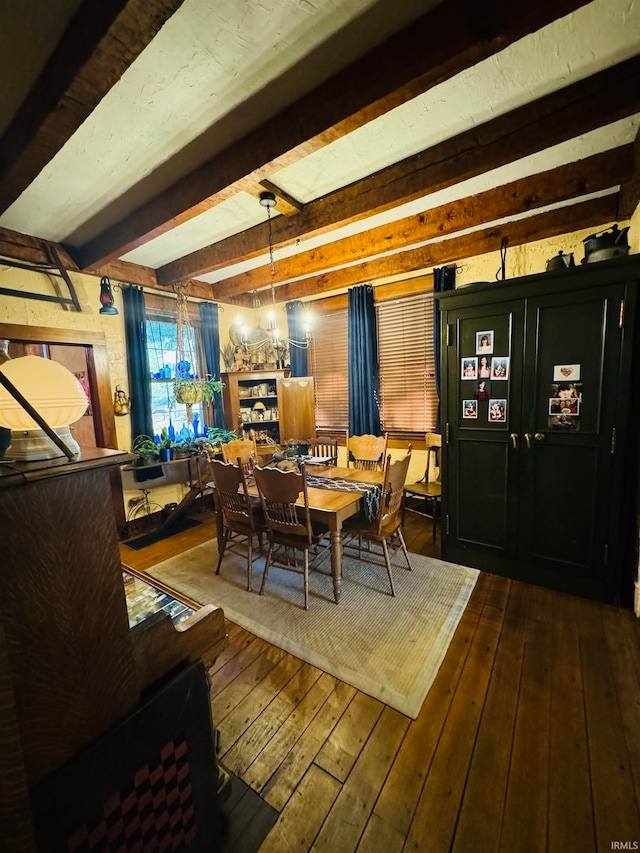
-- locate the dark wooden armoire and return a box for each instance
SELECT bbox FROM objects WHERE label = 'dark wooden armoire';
[437,254,640,604]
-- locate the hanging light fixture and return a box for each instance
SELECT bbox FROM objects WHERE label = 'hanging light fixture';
[237,192,312,368]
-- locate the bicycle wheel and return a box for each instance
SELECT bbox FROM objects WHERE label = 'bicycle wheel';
[127,500,165,538]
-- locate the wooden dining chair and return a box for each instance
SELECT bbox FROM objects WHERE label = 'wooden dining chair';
[208,458,266,592]
[342,448,413,596]
[253,463,329,610]
[308,437,338,464]
[221,434,257,477]
[402,432,442,539]
[346,432,388,471]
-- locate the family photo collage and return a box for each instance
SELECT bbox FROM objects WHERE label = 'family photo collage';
[461,330,508,422]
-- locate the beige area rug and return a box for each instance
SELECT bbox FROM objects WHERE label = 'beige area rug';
[147,540,479,719]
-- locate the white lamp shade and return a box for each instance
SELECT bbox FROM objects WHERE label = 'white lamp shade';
[0,355,89,430]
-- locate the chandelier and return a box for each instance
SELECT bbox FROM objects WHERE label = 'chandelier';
[236,191,311,368]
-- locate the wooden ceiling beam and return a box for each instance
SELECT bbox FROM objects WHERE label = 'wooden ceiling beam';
[243,195,619,306]
[158,55,640,285]
[210,147,632,298]
[0,0,186,215]
[0,225,214,299]
[74,0,592,269]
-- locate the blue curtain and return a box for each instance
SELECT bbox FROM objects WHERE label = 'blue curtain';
[199,301,225,429]
[122,285,153,443]
[286,301,308,377]
[348,284,381,437]
[433,266,456,432]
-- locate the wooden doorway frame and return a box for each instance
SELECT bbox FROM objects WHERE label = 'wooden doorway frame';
[0,322,118,449]
[0,322,126,530]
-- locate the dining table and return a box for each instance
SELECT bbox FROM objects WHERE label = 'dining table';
[209,462,384,604]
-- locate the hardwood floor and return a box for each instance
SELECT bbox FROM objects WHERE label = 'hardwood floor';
[120,507,640,852]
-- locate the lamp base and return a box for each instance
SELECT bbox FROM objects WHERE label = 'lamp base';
[5,427,80,461]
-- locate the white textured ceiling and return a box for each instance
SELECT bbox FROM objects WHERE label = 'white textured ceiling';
[0,0,637,300]
[2,0,436,243]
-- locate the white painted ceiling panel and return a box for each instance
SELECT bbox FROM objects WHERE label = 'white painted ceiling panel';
[0,0,397,242]
[273,0,640,203]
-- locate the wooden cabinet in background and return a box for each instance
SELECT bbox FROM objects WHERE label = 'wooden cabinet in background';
[277,376,316,443]
[221,371,316,447]
[437,255,640,605]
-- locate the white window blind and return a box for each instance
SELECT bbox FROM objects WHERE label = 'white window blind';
[377,292,438,432]
[310,309,349,430]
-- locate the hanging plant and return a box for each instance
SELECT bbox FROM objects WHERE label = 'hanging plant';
[174,376,224,405]
[171,283,224,422]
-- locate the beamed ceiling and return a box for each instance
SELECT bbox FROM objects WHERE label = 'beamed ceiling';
[0,0,639,310]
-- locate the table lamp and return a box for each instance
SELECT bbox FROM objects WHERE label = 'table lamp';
[0,356,89,461]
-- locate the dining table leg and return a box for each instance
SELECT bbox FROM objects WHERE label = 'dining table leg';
[329,527,343,604]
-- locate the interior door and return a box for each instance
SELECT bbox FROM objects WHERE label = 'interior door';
[443,300,525,561]
[516,283,627,589]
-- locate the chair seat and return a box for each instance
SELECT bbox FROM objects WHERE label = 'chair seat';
[221,503,264,536]
[270,522,328,550]
[343,511,400,540]
[404,481,441,499]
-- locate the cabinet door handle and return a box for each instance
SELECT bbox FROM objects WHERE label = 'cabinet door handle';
[510,433,518,448]
[524,433,532,448]
[534,432,545,442]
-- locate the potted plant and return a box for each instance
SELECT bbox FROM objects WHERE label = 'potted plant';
[132,434,160,466]
[173,428,238,460]
[158,427,177,462]
[206,427,239,454]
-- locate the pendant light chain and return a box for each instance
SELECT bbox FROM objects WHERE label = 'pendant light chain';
[267,203,276,306]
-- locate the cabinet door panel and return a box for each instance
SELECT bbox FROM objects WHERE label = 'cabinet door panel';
[525,442,597,570]
[455,437,511,550]
[518,285,625,582]
[443,301,524,560]
[277,377,315,443]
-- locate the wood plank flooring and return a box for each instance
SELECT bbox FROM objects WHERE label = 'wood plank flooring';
[120,507,640,852]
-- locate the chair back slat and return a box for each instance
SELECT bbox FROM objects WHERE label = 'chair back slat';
[377,448,412,535]
[253,465,312,542]
[209,458,255,527]
[308,438,338,464]
[222,437,256,476]
[347,433,388,470]
[425,432,442,483]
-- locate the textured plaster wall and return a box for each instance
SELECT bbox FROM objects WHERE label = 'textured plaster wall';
[454,218,636,288]
[0,265,131,451]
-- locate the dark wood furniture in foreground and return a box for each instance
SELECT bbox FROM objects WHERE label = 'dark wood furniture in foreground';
[0,449,227,851]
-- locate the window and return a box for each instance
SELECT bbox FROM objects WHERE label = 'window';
[377,292,437,433]
[310,291,437,435]
[310,309,348,431]
[146,313,207,439]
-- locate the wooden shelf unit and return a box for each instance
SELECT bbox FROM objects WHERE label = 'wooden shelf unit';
[221,371,316,449]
